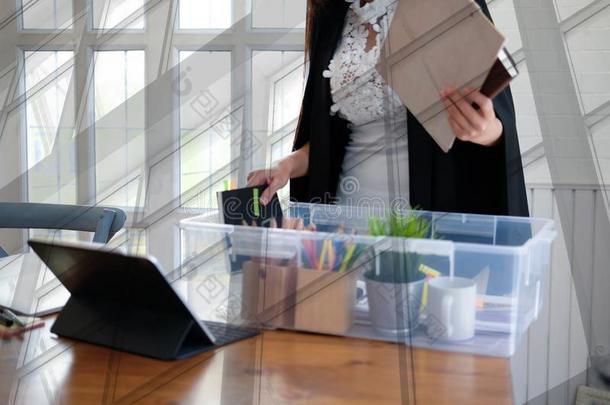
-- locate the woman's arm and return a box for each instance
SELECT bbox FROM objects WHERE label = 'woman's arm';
[246,143,310,205]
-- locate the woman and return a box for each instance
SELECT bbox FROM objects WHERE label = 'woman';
[248,0,528,217]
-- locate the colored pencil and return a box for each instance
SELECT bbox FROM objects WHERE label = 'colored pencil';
[339,244,356,273]
[318,239,328,270]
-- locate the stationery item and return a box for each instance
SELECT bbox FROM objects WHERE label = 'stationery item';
[301,238,318,270]
[0,317,44,339]
[473,266,491,308]
[339,244,357,273]
[241,261,359,335]
[472,266,490,294]
[318,240,329,271]
[0,308,25,327]
[426,276,476,341]
[418,263,441,311]
[376,0,518,152]
[419,264,441,278]
[327,240,336,270]
[217,185,283,227]
[0,311,14,327]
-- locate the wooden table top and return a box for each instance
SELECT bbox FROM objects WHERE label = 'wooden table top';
[0,316,513,405]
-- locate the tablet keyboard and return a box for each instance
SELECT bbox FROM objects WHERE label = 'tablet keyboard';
[203,320,259,346]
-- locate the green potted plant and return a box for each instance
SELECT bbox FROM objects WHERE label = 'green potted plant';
[365,210,431,336]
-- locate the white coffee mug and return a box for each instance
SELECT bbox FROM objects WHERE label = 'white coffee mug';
[426,277,476,341]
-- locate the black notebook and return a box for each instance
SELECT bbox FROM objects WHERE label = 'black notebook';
[217,185,283,227]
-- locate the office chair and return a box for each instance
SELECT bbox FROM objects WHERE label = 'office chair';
[0,202,126,258]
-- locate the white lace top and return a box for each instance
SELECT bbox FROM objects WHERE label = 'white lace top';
[323,0,405,127]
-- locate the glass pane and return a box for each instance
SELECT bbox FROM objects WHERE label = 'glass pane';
[24,51,76,204]
[487,0,522,54]
[107,228,148,255]
[270,140,282,163]
[511,62,543,151]
[252,51,304,204]
[272,62,305,131]
[510,61,552,185]
[282,133,293,157]
[590,116,610,189]
[179,0,231,29]
[252,0,306,28]
[179,51,232,208]
[252,51,304,136]
[554,0,596,21]
[92,0,145,29]
[565,6,610,114]
[94,50,146,207]
[22,0,73,29]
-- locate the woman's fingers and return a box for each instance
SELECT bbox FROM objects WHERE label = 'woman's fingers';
[448,117,471,141]
[442,90,474,136]
[260,175,286,205]
[246,170,269,187]
[441,86,503,146]
[463,88,495,119]
[246,171,258,186]
[443,87,487,134]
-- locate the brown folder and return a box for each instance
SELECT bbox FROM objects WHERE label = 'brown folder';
[376,0,519,152]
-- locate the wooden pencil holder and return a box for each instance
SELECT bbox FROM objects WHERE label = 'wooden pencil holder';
[241,260,359,335]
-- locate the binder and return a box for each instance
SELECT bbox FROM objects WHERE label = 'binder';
[375,0,519,152]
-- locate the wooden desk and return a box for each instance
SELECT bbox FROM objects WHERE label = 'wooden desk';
[0,317,512,404]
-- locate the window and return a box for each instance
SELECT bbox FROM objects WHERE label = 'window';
[178,0,232,29]
[21,0,73,29]
[91,0,145,29]
[24,50,76,204]
[179,51,232,208]
[252,51,305,201]
[553,0,597,21]
[251,0,306,28]
[487,0,522,54]
[93,50,146,207]
[108,228,148,255]
[252,51,304,155]
[565,6,610,114]
[590,116,610,186]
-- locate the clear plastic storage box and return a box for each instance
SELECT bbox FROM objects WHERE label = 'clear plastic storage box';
[179,202,556,357]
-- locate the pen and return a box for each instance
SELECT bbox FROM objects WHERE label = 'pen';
[0,311,14,327]
[1,308,24,327]
[0,321,44,339]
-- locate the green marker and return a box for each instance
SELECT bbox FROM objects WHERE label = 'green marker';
[253,188,260,217]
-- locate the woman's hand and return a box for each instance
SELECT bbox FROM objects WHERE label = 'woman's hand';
[246,160,291,205]
[247,143,310,205]
[441,86,503,147]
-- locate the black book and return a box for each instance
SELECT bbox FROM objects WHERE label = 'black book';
[480,47,519,100]
[217,185,283,227]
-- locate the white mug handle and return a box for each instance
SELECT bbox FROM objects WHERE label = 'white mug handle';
[441,295,454,339]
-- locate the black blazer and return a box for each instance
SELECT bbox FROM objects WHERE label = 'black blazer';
[290,0,529,217]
